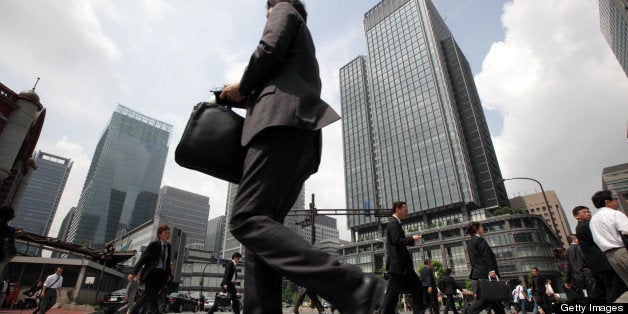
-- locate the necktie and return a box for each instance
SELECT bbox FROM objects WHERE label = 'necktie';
[162,244,167,269]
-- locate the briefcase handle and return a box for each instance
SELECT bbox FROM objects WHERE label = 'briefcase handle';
[210,87,247,109]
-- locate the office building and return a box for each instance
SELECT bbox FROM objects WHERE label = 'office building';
[222,183,243,261]
[599,0,628,76]
[602,162,628,213]
[206,215,226,255]
[67,105,171,249]
[11,151,72,247]
[338,0,559,284]
[179,248,241,299]
[509,190,572,248]
[156,186,210,249]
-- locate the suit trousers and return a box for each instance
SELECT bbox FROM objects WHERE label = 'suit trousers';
[39,289,56,314]
[468,280,504,314]
[131,269,168,314]
[208,282,239,314]
[382,272,424,314]
[229,127,363,313]
[606,247,628,288]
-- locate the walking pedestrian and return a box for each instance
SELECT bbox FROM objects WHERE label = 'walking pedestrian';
[512,282,528,314]
[220,1,383,312]
[207,252,241,314]
[421,259,439,314]
[466,222,504,314]
[439,268,463,314]
[0,277,10,308]
[590,191,628,286]
[382,201,424,314]
[39,268,63,314]
[564,234,589,303]
[574,205,626,303]
[530,267,550,314]
[130,224,172,314]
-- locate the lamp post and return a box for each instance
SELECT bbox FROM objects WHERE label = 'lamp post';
[497,177,558,236]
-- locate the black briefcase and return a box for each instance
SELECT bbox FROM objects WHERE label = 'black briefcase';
[214,292,231,306]
[175,89,245,184]
[478,279,511,301]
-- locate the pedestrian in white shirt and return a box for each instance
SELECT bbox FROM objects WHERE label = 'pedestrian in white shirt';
[590,190,628,286]
[39,268,63,314]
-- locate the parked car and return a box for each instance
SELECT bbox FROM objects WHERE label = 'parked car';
[99,288,128,314]
[203,292,233,312]
[166,292,197,313]
[203,298,214,311]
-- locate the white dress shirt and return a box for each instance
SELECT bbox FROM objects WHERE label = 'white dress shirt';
[590,206,628,252]
[43,274,63,289]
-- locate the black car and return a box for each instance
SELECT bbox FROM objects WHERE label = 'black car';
[99,288,129,314]
[167,292,197,313]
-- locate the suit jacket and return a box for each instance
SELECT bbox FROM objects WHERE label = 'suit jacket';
[564,243,586,284]
[530,275,546,296]
[420,267,436,288]
[385,217,416,275]
[237,2,340,146]
[221,260,237,287]
[438,275,462,295]
[575,220,613,272]
[133,240,172,283]
[467,235,499,280]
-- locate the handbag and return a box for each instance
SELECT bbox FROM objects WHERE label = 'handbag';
[175,89,246,184]
[478,279,511,301]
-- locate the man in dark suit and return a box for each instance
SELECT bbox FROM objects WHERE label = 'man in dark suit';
[421,259,439,314]
[530,267,550,314]
[439,268,463,314]
[382,201,424,314]
[466,222,504,314]
[573,205,626,303]
[220,1,384,313]
[208,252,241,314]
[130,224,172,314]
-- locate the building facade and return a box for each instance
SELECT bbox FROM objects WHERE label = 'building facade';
[599,0,628,76]
[602,162,628,214]
[156,186,210,249]
[509,190,572,248]
[206,215,226,255]
[179,248,242,299]
[11,151,72,255]
[0,83,45,205]
[67,105,171,249]
[222,183,243,261]
[340,0,509,242]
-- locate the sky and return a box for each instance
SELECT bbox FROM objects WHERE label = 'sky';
[1,0,626,243]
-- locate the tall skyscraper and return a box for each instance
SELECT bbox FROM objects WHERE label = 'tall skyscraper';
[206,215,226,255]
[337,0,562,284]
[599,0,628,76]
[602,162,628,214]
[12,151,72,237]
[222,183,243,260]
[340,0,508,239]
[67,105,171,249]
[155,186,210,248]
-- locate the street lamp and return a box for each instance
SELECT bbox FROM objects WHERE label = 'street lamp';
[496,177,558,236]
[199,260,213,301]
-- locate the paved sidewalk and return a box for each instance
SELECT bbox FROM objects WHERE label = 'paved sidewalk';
[0,304,96,314]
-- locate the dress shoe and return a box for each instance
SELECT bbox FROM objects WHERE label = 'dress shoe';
[343,274,385,314]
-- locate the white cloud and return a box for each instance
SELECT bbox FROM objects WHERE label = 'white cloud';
[476,0,628,229]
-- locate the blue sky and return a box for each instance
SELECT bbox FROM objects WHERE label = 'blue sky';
[1,0,627,241]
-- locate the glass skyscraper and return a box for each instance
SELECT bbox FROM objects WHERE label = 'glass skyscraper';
[12,151,72,255]
[67,105,171,249]
[341,0,508,237]
[599,0,628,77]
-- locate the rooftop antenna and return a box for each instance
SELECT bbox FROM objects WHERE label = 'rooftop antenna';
[32,77,40,91]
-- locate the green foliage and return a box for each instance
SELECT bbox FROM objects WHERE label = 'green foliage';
[417,259,445,282]
[282,281,298,305]
[375,267,386,280]
[492,206,524,216]
[465,278,472,291]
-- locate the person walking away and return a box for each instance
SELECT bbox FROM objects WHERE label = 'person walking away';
[466,222,505,314]
[512,282,528,314]
[574,205,626,303]
[381,201,424,314]
[130,224,172,314]
[421,259,439,314]
[219,1,384,312]
[207,252,241,314]
[39,268,63,314]
[439,268,463,314]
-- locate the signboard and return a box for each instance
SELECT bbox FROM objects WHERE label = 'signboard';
[85,276,95,284]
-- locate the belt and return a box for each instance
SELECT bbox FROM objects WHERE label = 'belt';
[605,247,623,253]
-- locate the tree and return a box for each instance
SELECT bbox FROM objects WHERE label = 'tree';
[282,281,298,305]
[417,259,445,282]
